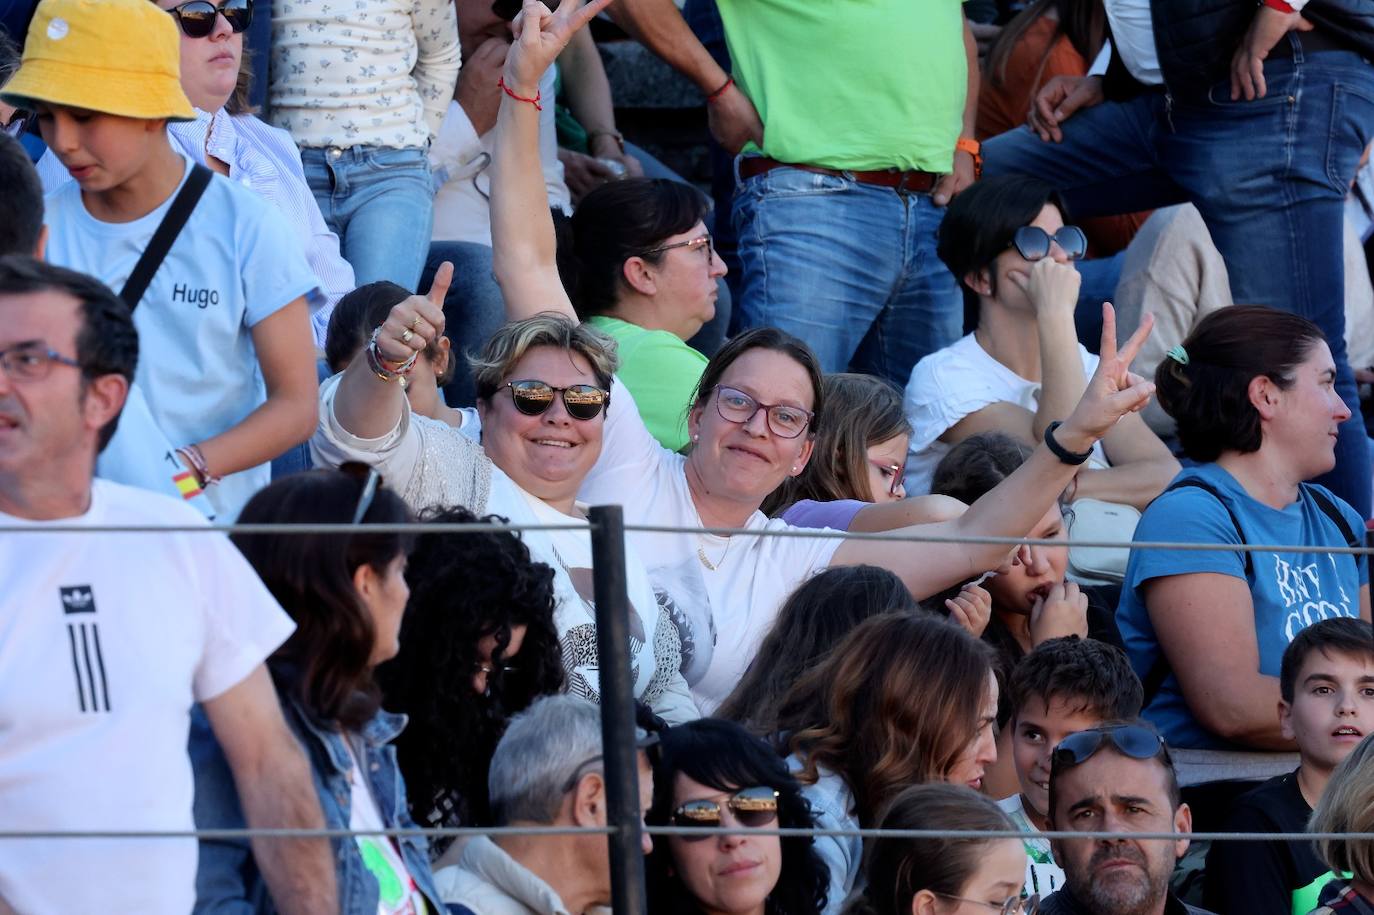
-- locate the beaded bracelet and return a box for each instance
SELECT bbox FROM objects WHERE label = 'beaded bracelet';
[176,443,221,487]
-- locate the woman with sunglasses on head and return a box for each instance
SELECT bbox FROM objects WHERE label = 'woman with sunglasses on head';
[645,718,828,915]
[1118,306,1371,752]
[149,0,354,343]
[267,0,457,291]
[377,505,567,861]
[314,275,699,728]
[491,0,1156,713]
[191,467,446,914]
[903,174,1177,506]
[845,783,1034,915]
[775,613,1001,913]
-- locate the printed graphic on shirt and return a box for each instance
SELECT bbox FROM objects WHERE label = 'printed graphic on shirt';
[651,555,716,687]
[356,835,427,915]
[60,585,111,713]
[1275,554,1359,642]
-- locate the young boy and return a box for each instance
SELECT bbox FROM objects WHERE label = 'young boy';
[1204,617,1374,915]
[0,0,319,518]
[998,635,1145,896]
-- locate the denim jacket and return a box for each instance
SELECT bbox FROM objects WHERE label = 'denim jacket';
[190,699,445,914]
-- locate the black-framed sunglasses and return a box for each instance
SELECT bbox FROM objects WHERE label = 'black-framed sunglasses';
[671,786,780,841]
[491,0,559,21]
[0,340,81,382]
[713,385,813,439]
[505,379,609,421]
[165,0,253,37]
[640,234,714,262]
[1051,724,1171,772]
[933,893,1040,915]
[1010,225,1087,262]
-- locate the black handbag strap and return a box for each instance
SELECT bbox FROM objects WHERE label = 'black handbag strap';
[118,164,214,310]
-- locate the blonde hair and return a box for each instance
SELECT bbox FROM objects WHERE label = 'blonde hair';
[1312,732,1374,883]
[471,313,619,401]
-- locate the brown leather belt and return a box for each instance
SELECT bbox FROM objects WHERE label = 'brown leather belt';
[738,156,941,193]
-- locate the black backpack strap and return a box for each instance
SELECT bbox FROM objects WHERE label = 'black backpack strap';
[1300,483,1364,550]
[1139,477,1251,704]
[118,164,214,310]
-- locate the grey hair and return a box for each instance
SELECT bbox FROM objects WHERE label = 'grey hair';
[470,313,619,402]
[488,694,605,825]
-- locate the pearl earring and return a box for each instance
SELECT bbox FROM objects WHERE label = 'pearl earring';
[692,434,700,442]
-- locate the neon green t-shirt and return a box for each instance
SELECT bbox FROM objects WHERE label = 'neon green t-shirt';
[717,0,967,171]
[586,316,707,453]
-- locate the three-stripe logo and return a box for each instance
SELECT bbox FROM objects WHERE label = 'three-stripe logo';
[60,586,111,713]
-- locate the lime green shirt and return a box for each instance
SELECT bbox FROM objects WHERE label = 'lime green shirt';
[586,316,706,453]
[717,0,967,171]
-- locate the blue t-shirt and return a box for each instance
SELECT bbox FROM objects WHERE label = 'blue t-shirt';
[44,153,319,519]
[1117,463,1368,749]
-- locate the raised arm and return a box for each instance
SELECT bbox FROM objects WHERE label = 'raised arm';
[332,265,451,439]
[833,305,1157,595]
[489,0,611,321]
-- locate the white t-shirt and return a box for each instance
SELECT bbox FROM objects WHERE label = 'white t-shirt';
[997,794,1066,898]
[344,739,429,914]
[43,153,321,519]
[903,333,1106,495]
[578,380,845,713]
[0,480,296,915]
[486,469,699,725]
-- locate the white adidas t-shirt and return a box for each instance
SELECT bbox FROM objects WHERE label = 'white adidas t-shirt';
[578,380,844,713]
[43,154,320,519]
[903,333,1106,494]
[0,480,296,915]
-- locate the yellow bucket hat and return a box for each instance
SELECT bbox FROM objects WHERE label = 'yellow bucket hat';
[1,0,195,121]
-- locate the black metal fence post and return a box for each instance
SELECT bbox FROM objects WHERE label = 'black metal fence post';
[588,504,649,914]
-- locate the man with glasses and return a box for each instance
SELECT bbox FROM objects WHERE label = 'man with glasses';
[0,256,336,914]
[1040,721,1212,915]
[436,694,658,914]
[902,173,1178,508]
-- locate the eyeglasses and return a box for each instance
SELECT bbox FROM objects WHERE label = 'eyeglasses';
[505,379,610,421]
[671,786,780,840]
[0,341,82,382]
[492,0,559,21]
[933,893,1040,915]
[165,0,253,37]
[869,459,905,497]
[1010,225,1087,262]
[713,385,813,439]
[1051,724,1171,772]
[640,234,714,262]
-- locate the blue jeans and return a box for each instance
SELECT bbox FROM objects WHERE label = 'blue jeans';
[422,241,506,408]
[984,43,1374,515]
[732,163,963,385]
[301,145,434,292]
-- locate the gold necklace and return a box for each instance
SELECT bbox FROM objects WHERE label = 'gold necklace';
[696,535,731,571]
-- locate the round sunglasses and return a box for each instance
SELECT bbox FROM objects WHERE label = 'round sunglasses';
[165,0,253,38]
[1010,225,1087,262]
[670,786,780,842]
[505,379,609,421]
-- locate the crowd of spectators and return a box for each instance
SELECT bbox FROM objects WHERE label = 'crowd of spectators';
[2,0,1374,912]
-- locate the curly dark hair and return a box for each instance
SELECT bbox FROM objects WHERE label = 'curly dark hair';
[647,719,828,915]
[377,506,565,835]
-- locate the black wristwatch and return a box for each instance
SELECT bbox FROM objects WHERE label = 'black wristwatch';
[1044,421,1094,465]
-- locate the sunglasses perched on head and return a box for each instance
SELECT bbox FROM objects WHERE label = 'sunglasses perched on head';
[491,0,560,21]
[505,379,609,420]
[1051,723,1171,772]
[165,0,253,37]
[1010,225,1087,262]
[671,786,780,841]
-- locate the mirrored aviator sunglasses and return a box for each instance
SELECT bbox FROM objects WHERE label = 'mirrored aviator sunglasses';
[1051,723,1169,771]
[167,0,254,37]
[506,379,609,421]
[670,786,780,842]
[1011,224,1088,262]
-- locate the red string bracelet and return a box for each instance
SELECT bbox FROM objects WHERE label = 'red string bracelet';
[497,76,542,111]
[706,76,734,104]
[1262,0,1295,11]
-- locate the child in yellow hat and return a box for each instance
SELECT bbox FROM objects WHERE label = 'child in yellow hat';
[2,0,321,520]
